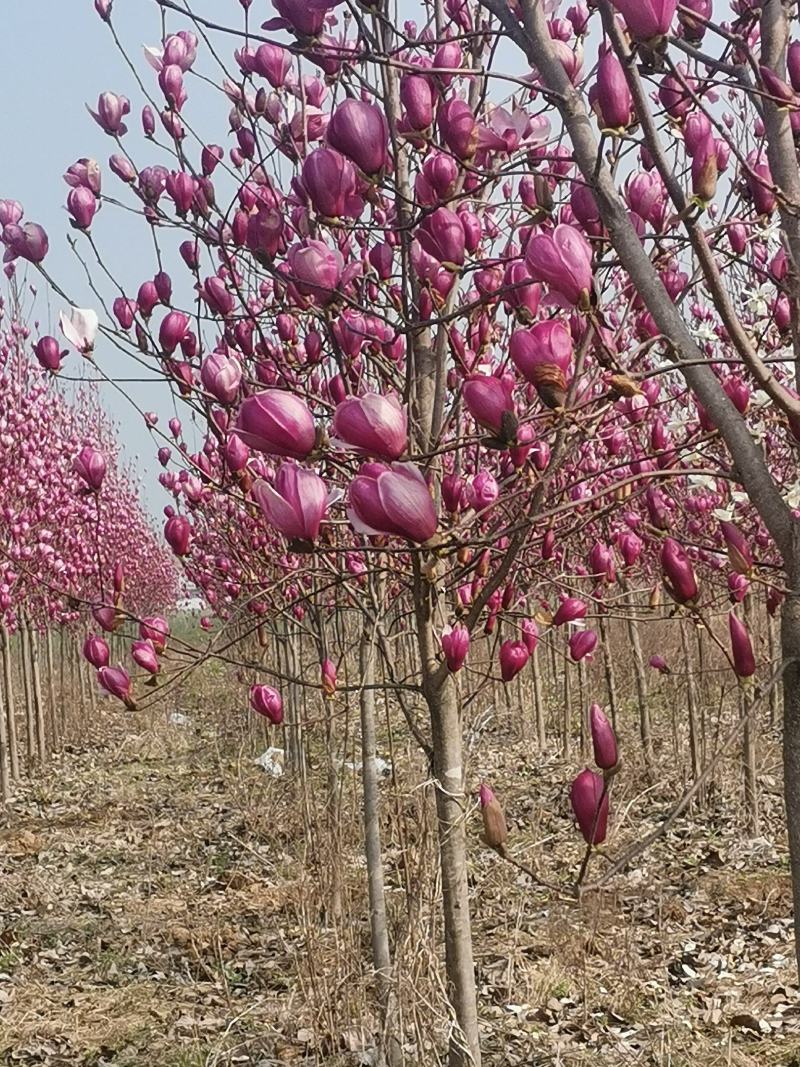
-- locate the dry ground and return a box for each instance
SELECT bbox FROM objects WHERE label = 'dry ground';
[0,684,798,1066]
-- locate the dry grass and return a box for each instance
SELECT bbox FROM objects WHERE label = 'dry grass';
[0,671,798,1066]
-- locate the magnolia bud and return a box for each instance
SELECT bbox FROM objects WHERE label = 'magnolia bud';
[479,784,508,851]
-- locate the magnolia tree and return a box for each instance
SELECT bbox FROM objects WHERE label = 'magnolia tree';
[5,0,800,1059]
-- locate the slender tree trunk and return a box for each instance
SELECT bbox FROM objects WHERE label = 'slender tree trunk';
[69,640,77,737]
[621,582,653,773]
[2,627,19,781]
[599,616,619,729]
[426,674,480,1066]
[742,685,760,833]
[0,644,9,800]
[359,629,401,1067]
[20,623,35,767]
[45,630,60,751]
[578,658,588,758]
[781,588,800,976]
[768,613,780,728]
[77,651,87,721]
[743,596,760,833]
[680,623,702,796]
[532,646,546,748]
[29,625,47,763]
[562,642,571,757]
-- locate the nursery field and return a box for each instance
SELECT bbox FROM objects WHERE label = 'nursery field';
[0,671,797,1067]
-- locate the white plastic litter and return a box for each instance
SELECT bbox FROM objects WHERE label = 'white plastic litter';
[169,712,190,726]
[254,746,285,777]
[340,756,393,778]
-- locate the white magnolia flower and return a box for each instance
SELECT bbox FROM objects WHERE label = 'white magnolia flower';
[143,45,164,71]
[59,307,99,354]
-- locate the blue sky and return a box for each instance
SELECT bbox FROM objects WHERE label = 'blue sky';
[1,1,245,512]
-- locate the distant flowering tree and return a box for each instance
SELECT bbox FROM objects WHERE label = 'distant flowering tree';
[7,0,800,1059]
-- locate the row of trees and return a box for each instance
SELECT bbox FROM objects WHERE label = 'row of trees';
[0,298,178,792]
[3,0,800,1060]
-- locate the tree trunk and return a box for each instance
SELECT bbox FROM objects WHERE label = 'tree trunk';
[562,641,571,757]
[532,646,546,748]
[782,589,800,976]
[45,630,60,750]
[599,616,619,729]
[29,624,47,763]
[0,642,9,800]
[1,627,19,781]
[359,629,401,1067]
[768,613,781,728]
[743,596,760,833]
[680,622,702,793]
[20,623,35,767]
[426,674,481,1066]
[578,658,588,758]
[621,583,653,773]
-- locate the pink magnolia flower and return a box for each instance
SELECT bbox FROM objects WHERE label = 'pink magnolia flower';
[467,470,499,510]
[89,91,131,135]
[201,351,242,405]
[729,612,756,678]
[521,618,539,654]
[462,375,516,437]
[159,311,190,354]
[661,538,698,604]
[286,240,344,303]
[34,336,67,373]
[250,684,284,725]
[2,222,49,264]
[570,769,609,844]
[331,393,407,459]
[441,624,470,672]
[348,462,437,543]
[300,148,363,219]
[720,521,753,576]
[327,98,389,175]
[164,514,191,556]
[590,704,618,770]
[98,665,136,709]
[83,635,110,669]
[569,629,598,661]
[592,48,634,130]
[401,73,436,131]
[132,639,160,675]
[235,390,316,460]
[611,0,676,39]
[252,463,328,543]
[553,597,587,626]
[649,654,670,674]
[416,207,467,268]
[73,445,107,491]
[321,658,337,697]
[500,639,529,682]
[139,616,170,652]
[526,224,594,306]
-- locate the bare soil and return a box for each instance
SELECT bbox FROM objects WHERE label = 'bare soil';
[0,689,798,1066]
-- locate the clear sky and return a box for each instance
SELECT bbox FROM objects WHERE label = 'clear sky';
[0,1,245,513]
